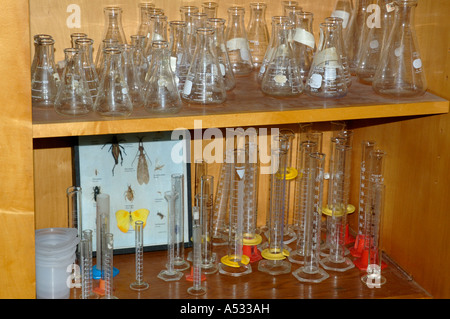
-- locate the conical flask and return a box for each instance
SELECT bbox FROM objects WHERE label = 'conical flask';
[136,3,156,38]
[261,21,303,97]
[101,6,127,44]
[130,35,150,86]
[225,6,253,76]
[31,37,60,109]
[281,1,299,15]
[180,5,200,58]
[325,17,351,88]
[95,38,119,75]
[121,44,144,108]
[54,48,93,116]
[305,22,348,98]
[144,15,168,60]
[292,11,316,83]
[207,18,236,91]
[181,28,226,105]
[144,40,182,113]
[31,34,53,78]
[372,0,426,97]
[257,16,289,83]
[186,12,208,61]
[168,21,191,93]
[94,48,133,118]
[247,2,270,69]
[138,7,164,50]
[357,0,396,84]
[70,33,87,48]
[202,2,219,19]
[75,38,99,102]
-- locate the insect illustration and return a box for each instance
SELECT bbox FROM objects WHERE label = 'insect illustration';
[92,186,101,201]
[132,137,151,185]
[102,135,126,176]
[115,208,150,233]
[124,184,135,202]
[157,211,164,219]
[154,159,165,171]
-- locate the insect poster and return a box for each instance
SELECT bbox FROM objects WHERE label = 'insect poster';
[75,131,191,254]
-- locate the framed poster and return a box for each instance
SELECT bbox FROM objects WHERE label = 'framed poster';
[75,130,191,254]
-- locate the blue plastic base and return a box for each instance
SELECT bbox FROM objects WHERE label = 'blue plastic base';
[92,264,119,280]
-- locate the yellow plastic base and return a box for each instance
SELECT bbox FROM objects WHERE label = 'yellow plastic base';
[322,204,356,217]
[220,254,250,268]
[243,234,262,246]
[261,248,290,261]
[276,167,298,181]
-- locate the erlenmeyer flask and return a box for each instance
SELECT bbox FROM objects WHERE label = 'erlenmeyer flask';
[225,6,254,76]
[181,28,227,105]
[70,33,87,48]
[372,0,426,97]
[75,38,99,103]
[130,35,149,85]
[247,2,270,69]
[180,5,199,21]
[31,37,60,109]
[54,48,93,116]
[136,3,156,37]
[257,16,289,83]
[357,0,396,84]
[207,18,236,91]
[202,2,219,19]
[31,34,53,78]
[325,17,352,88]
[94,48,133,118]
[101,6,127,44]
[261,21,303,97]
[95,38,119,75]
[138,7,164,50]
[281,1,299,15]
[292,11,316,83]
[121,44,144,108]
[144,40,182,113]
[186,12,208,60]
[305,22,348,98]
[144,15,168,59]
[168,21,191,93]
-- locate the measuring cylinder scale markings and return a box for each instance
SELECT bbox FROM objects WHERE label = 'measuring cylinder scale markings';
[188,206,207,295]
[219,149,252,277]
[80,230,98,299]
[130,220,149,291]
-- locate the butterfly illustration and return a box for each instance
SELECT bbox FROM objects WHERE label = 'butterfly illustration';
[115,208,150,233]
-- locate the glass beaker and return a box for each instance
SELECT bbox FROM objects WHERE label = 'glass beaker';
[120,44,144,108]
[144,40,182,113]
[31,37,59,109]
[207,18,236,91]
[372,0,427,97]
[292,12,316,83]
[305,22,348,99]
[181,28,227,105]
[54,48,93,116]
[94,48,133,118]
[75,38,99,103]
[168,21,191,93]
[202,2,219,19]
[225,6,254,76]
[247,2,270,70]
[261,21,303,97]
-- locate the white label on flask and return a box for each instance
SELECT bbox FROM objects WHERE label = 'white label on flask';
[370,40,379,49]
[226,37,248,51]
[309,73,322,89]
[122,87,128,95]
[394,46,403,57]
[331,10,350,28]
[236,168,245,179]
[324,67,337,80]
[386,2,396,12]
[274,74,287,84]
[293,28,315,48]
[219,63,226,76]
[314,47,339,66]
[413,58,422,69]
[170,56,177,72]
[240,48,250,61]
[183,80,192,95]
[153,33,163,41]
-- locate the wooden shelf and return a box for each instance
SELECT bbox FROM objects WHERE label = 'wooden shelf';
[70,243,430,300]
[32,74,449,139]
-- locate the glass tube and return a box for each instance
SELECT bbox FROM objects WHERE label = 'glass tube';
[67,186,82,266]
[80,230,98,299]
[188,206,207,295]
[219,149,252,276]
[170,174,190,271]
[319,137,354,272]
[94,193,110,278]
[292,152,329,283]
[158,191,183,281]
[101,233,117,299]
[130,220,149,291]
[258,148,291,275]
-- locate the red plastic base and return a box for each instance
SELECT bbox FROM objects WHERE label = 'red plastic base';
[344,224,355,245]
[243,245,262,263]
[353,249,388,271]
[350,234,366,257]
[185,267,206,282]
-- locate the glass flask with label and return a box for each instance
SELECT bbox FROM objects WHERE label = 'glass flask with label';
[54,48,93,116]
[372,0,426,97]
[261,21,303,97]
[181,28,226,105]
[247,2,270,69]
[292,11,316,83]
[95,38,119,74]
[168,21,191,93]
[225,6,254,76]
[144,15,168,59]
[305,22,348,98]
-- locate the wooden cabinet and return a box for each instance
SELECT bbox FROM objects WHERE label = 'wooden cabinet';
[0,0,449,298]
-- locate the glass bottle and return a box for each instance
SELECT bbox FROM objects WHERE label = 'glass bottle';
[372,0,426,97]
[292,11,316,83]
[94,48,133,118]
[247,2,270,69]
[70,33,87,48]
[357,0,396,84]
[121,44,144,108]
[168,21,191,93]
[207,18,236,91]
[258,16,289,83]
[31,37,60,109]
[144,40,182,113]
[202,2,219,19]
[305,22,348,98]
[181,28,227,105]
[75,38,99,103]
[130,35,150,85]
[225,6,254,76]
[325,16,352,88]
[261,21,303,97]
[54,48,93,116]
